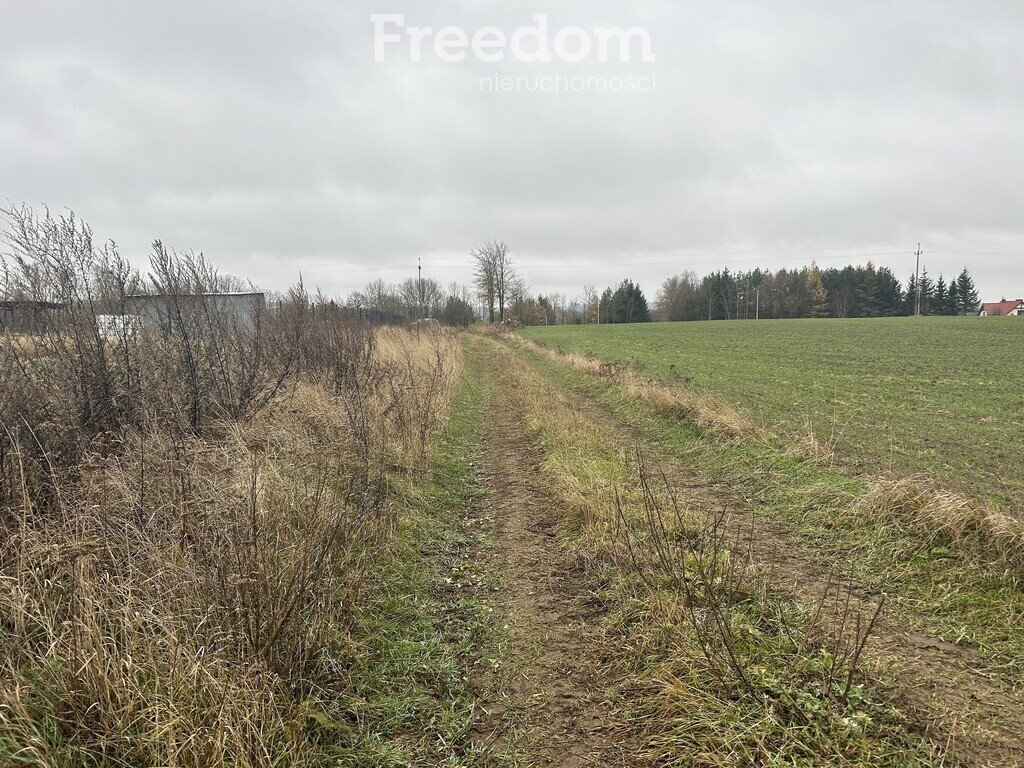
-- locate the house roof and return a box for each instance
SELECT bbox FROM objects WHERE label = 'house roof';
[981,299,1024,315]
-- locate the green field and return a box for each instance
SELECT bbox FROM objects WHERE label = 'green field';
[522,316,1023,512]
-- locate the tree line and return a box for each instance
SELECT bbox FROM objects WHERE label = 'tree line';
[655,262,980,322]
[347,242,983,326]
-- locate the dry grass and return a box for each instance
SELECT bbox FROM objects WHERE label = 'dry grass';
[854,475,1024,571]
[0,335,42,357]
[504,332,759,438]
[0,326,462,767]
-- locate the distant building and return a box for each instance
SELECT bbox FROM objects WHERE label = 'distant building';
[96,314,142,340]
[124,293,266,333]
[0,300,65,333]
[979,298,1024,316]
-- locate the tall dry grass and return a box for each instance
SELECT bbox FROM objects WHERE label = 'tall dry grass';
[0,207,463,766]
[853,474,1024,573]
[504,333,758,438]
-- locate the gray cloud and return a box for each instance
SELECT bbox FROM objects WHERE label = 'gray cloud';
[1,1,1021,301]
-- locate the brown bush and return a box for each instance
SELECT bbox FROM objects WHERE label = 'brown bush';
[0,207,463,765]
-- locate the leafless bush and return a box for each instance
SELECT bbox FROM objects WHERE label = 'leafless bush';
[613,449,884,710]
[0,207,464,765]
[1,206,142,479]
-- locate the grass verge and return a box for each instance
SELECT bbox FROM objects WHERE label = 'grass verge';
[334,357,513,767]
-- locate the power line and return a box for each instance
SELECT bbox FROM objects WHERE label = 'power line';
[231,249,917,280]
[232,241,920,276]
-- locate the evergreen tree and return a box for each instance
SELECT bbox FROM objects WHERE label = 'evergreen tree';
[859,262,881,317]
[875,267,904,316]
[598,287,615,323]
[947,280,960,317]
[918,269,934,316]
[903,274,918,315]
[610,279,650,323]
[807,263,829,318]
[933,275,948,316]
[956,269,980,315]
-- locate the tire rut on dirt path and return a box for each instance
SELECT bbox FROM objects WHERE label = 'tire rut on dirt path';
[468,350,643,767]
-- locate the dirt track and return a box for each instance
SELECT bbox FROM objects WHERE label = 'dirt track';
[467,350,643,766]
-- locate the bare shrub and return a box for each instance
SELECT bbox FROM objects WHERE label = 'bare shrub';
[141,243,306,433]
[0,207,463,765]
[613,450,885,711]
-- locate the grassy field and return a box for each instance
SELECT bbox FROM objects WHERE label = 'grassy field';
[522,316,1024,512]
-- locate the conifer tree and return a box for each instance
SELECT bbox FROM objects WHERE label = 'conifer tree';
[933,275,948,316]
[903,274,918,315]
[807,263,829,318]
[956,269,980,315]
[947,280,960,317]
[919,269,934,315]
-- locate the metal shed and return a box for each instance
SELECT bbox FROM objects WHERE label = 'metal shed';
[124,293,266,334]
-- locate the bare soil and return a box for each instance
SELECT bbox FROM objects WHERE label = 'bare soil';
[466,358,646,766]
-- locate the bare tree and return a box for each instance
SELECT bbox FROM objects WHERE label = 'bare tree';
[471,240,517,323]
[471,243,496,322]
[399,276,442,319]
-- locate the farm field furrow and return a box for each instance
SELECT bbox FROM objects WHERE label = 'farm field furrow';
[522,317,1024,512]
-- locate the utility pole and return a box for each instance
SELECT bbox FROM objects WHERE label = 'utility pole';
[418,256,423,319]
[914,243,923,316]
[755,288,760,321]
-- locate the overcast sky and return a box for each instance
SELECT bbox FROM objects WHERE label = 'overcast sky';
[2,1,1022,303]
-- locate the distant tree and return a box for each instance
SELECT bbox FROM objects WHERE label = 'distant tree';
[956,268,980,315]
[932,275,949,316]
[581,284,599,323]
[947,279,960,316]
[824,266,859,318]
[656,271,698,321]
[598,286,614,323]
[903,274,918,315]
[350,278,405,317]
[437,285,475,326]
[398,276,442,319]
[437,295,473,326]
[856,262,880,317]
[807,263,829,318]
[608,279,650,323]
[875,267,905,316]
[918,268,934,316]
[470,240,516,323]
